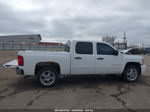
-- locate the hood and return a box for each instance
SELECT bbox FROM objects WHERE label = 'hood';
[123,53,143,64]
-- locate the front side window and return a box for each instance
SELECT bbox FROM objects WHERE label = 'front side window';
[76,42,93,54]
[97,43,115,55]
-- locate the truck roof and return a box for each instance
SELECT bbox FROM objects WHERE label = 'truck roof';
[69,39,106,43]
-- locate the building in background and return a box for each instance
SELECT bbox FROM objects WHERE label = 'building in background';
[102,36,117,45]
[39,42,63,46]
[113,32,127,50]
[0,34,41,45]
[0,34,64,50]
[113,42,127,50]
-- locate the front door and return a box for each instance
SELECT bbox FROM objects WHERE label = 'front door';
[95,43,122,74]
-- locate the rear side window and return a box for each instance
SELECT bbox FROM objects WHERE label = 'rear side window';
[97,43,115,55]
[76,42,93,54]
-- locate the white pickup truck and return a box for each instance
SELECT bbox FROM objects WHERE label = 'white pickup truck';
[15,40,146,87]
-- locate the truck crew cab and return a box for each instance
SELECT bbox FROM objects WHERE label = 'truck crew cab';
[16,40,146,87]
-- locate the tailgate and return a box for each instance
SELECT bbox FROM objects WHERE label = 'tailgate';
[3,60,18,68]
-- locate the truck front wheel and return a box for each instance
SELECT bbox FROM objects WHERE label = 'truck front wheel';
[37,67,58,87]
[122,65,140,82]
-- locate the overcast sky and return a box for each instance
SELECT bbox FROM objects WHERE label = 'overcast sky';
[0,0,150,45]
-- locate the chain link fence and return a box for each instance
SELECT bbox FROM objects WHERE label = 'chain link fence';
[0,44,64,51]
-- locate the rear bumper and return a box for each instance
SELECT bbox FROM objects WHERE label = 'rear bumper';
[16,67,24,75]
[141,64,146,74]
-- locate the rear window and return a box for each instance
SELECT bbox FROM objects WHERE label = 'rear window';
[76,42,93,54]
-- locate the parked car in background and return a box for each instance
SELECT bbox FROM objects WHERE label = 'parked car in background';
[143,48,150,55]
[121,48,142,55]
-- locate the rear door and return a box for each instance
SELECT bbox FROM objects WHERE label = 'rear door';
[71,41,95,74]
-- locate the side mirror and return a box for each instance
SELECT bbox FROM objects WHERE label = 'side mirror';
[113,50,119,56]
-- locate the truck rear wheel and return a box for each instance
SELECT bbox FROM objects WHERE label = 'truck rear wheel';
[122,65,140,82]
[37,67,58,87]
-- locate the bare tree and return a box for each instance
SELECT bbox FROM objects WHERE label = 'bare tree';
[102,36,117,44]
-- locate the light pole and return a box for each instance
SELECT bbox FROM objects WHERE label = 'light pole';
[123,32,127,49]
[123,32,126,44]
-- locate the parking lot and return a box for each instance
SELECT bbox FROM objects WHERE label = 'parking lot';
[0,51,150,110]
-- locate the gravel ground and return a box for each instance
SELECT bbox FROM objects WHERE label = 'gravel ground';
[0,51,150,111]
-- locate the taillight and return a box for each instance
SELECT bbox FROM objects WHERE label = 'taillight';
[18,55,24,66]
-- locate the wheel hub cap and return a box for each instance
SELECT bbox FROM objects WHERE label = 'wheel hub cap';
[126,68,138,81]
[40,71,55,86]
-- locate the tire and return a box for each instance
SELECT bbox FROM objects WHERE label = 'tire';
[122,65,140,82]
[37,67,58,87]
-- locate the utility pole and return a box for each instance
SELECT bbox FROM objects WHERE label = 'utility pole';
[142,42,144,49]
[142,42,144,54]
[123,32,126,44]
[123,32,127,49]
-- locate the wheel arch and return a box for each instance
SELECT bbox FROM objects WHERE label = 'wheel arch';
[35,61,60,76]
[123,62,141,75]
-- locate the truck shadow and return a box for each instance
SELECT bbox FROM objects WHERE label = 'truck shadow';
[1,75,147,103]
[6,75,148,99]
[13,75,127,91]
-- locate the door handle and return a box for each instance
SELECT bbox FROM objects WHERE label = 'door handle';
[75,57,82,60]
[97,57,104,60]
